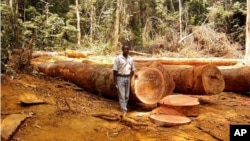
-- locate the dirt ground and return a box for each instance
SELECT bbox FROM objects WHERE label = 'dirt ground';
[1,56,250,141]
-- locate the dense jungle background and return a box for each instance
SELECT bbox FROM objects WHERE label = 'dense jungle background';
[1,0,247,63]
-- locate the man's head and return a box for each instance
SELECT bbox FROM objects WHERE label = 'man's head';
[122,45,130,57]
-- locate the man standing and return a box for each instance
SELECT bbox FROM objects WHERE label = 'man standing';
[113,44,136,116]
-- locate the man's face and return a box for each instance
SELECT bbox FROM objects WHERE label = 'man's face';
[122,46,130,55]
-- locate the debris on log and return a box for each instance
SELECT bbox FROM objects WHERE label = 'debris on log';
[219,66,250,92]
[38,61,166,105]
[149,114,191,127]
[134,57,240,66]
[1,114,32,141]
[164,64,225,95]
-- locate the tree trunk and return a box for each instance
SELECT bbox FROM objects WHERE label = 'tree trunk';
[112,0,120,47]
[168,0,175,12]
[75,0,81,48]
[220,66,250,92]
[90,2,95,43]
[163,64,225,95]
[246,0,250,65]
[38,61,166,105]
[9,0,20,49]
[179,0,183,39]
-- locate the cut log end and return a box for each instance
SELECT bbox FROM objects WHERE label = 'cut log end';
[149,114,191,126]
[131,68,165,105]
[200,64,225,95]
[149,62,175,96]
[158,94,200,106]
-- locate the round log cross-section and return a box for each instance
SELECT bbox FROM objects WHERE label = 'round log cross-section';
[131,67,166,105]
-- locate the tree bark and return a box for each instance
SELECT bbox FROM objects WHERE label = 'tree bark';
[38,61,167,105]
[163,64,225,95]
[220,66,250,92]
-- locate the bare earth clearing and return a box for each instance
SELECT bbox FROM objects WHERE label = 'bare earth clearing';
[1,55,250,141]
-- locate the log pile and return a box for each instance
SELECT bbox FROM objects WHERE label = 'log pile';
[37,58,250,127]
[38,61,168,104]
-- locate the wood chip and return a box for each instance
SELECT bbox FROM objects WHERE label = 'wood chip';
[1,114,31,141]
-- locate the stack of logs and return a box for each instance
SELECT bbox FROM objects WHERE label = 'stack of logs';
[38,59,250,126]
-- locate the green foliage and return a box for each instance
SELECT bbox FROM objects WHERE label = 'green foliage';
[91,43,112,55]
[187,0,208,25]
[0,0,247,56]
[209,1,246,46]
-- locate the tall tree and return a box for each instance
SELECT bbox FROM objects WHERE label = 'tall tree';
[9,0,20,48]
[246,0,250,65]
[179,0,183,39]
[75,0,81,48]
[112,0,121,47]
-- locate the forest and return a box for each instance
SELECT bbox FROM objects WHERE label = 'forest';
[1,0,250,141]
[1,0,248,59]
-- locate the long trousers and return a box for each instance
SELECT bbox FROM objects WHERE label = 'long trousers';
[116,76,131,112]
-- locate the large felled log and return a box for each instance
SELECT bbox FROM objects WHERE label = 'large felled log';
[163,64,225,95]
[38,61,166,105]
[219,66,250,92]
[134,57,240,66]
